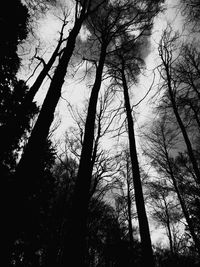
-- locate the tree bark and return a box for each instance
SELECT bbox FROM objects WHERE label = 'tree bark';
[127,180,135,250]
[60,43,107,267]
[121,67,155,267]
[126,161,134,250]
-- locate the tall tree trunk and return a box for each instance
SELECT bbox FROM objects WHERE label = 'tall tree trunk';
[17,10,86,187]
[163,197,174,254]
[163,139,200,254]
[60,43,107,267]
[26,21,65,104]
[12,8,87,257]
[166,217,174,254]
[121,67,155,267]
[0,26,64,160]
[127,181,134,249]
[170,169,200,254]
[165,64,200,184]
[126,161,134,250]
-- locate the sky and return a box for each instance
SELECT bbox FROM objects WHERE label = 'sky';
[26,0,183,146]
[20,0,184,245]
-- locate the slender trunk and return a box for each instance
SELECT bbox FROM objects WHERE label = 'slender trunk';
[164,147,200,254]
[89,116,101,197]
[26,39,62,104]
[126,160,134,249]
[121,68,154,267]
[17,12,85,186]
[127,177,134,249]
[0,29,63,159]
[163,198,174,254]
[172,172,200,254]
[11,10,86,260]
[165,65,200,184]
[60,43,107,267]
[166,217,174,254]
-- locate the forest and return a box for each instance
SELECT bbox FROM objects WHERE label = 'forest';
[2,0,200,266]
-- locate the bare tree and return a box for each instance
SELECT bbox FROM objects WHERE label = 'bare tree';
[13,0,107,259]
[105,30,161,267]
[158,27,200,184]
[148,179,183,255]
[174,42,200,132]
[142,114,200,254]
[60,1,163,266]
[113,147,136,251]
[0,13,68,161]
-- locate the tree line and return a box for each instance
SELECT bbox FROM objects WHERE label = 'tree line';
[1,0,200,266]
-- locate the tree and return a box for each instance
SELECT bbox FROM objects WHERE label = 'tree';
[173,42,200,134]
[12,0,106,258]
[148,180,183,255]
[113,147,136,252]
[0,12,69,167]
[157,27,200,184]
[63,87,119,200]
[61,1,164,266]
[46,152,133,266]
[7,137,56,267]
[0,0,32,174]
[0,2,40,265]
[16,0,105,179]
[142,111,200,254]
[85,197,131,267]
[105,30,162,267]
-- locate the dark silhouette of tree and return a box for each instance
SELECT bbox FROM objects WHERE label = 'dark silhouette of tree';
[154,28,200,255]
[104,27,162,265]
[86,197,132,267]
[174,42,200,135]
[63,88,119,200]
[121,61,155,267]
[60,1,164,266]
[11,2,106,262]
[154,245,200,267]
[148,179,183,255]
[45,152,138,267]
[0,13,69,167]
[143,114,200,254]
[113,147,136,254]
[158,27,200,184]
[0,0,32,174]
[16,0,104,179]
[7,138,56,267]
[0,1,29,79]
[0,3,40,265]
[154,29,200,254]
